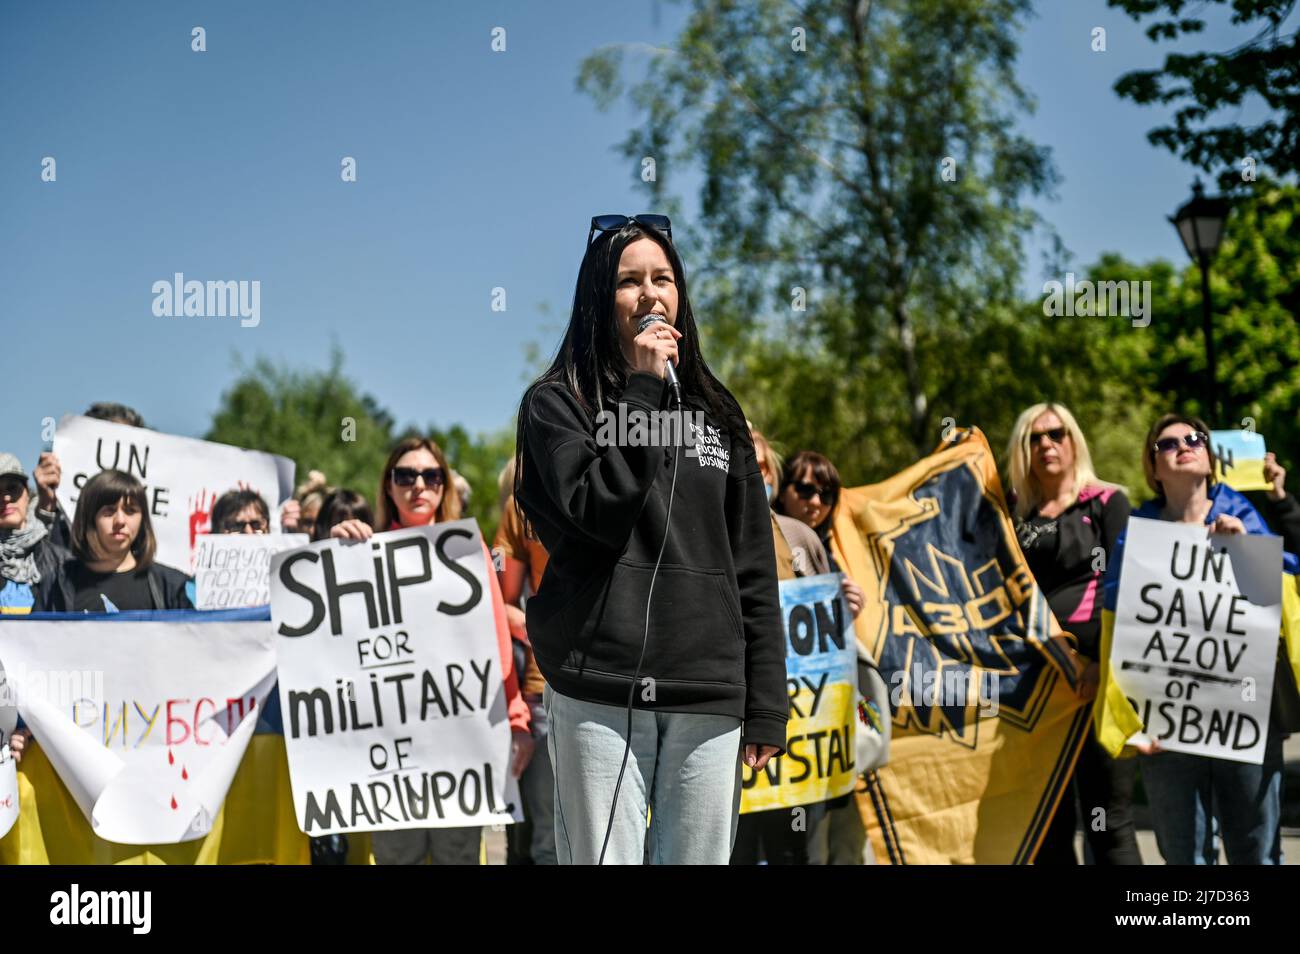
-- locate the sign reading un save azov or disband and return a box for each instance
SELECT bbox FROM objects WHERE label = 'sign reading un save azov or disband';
[1110,517,1281,764]
[270,521,520,836]
[741,572,858,813]
[53,415,295,573]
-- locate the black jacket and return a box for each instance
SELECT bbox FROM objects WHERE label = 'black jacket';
[32,504,194,612]
[1016,486,1131,660]
[39,554,193,613]
[16,538,71,613]
[518,371,788,751]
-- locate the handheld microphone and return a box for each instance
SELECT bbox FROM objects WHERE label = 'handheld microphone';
[636,314,683,406]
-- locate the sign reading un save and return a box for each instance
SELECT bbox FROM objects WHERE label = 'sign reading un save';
[53,415,295,572]
[270,521,520,836]
[741,573,857,813]
[1111,517,1281,764]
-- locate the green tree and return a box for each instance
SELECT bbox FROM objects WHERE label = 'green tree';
[207,349,519,540]
[1109,0,1300,189]
[1120,182,1300,467]
[405,421,517,542]
[206,347,398,499]
[579,0,1058,477]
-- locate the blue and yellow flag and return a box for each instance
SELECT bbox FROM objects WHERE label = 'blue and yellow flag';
[830,428,1090,864]
[0,610,373,865]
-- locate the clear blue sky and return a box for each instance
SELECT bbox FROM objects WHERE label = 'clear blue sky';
[0,0,1275,475]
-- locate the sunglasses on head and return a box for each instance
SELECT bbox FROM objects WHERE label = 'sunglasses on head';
[587,214,673,246]
[391,467,445,489]
[793,481,833,502]
[1030,427,1068,445]
[1153,431,1210,455]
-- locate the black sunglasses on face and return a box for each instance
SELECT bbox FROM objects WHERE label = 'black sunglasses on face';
[391,467,445,489]
[222,519,268,533]
[1153,431,1210,455]
[587,213,673,246]
[0,479,27,500]
[1030,427,1068,446]
[793,481,832,502]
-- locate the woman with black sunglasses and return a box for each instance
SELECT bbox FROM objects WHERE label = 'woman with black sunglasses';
[1006,403,1138,865]
[773,451,865,618]
[328,436,534,864]
[513,213,788,864]
[772,450,869,864]
[1100,413,1290,864]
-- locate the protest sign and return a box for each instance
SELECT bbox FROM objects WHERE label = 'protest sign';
[1211,429,1270,493]
[1110,516,1281,763]
[0,661,16,838]
[194,534,309,609]
[741,573,858,813]
[0,614,276,844]
[53,415,296,571]
[270,520,519,836]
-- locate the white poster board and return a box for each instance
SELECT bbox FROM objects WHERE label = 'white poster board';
[53,415,296,572]
[194,534,309,609]
[1111,517,1281,763]
[270,520,520,836]
[0,617,276,843]
[0,661,17,838]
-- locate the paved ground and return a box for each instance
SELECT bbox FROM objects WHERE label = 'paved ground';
[483,734,1300,865]
[1103,732,1300,865]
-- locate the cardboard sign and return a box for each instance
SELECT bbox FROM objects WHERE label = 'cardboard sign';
[1211,429,1270,493]
[0,616,276,843]
[1111,517,1281,763]
[53,415,295,572]
[741,573,858,813]
[194,534,309,609]
[271,521,520,835]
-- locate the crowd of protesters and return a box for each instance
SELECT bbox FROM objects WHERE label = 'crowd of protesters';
[2,216,1298,867]
[4,395,1295,866]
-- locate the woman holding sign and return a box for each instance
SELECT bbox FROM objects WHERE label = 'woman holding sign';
[1006,404,1139,865]
[329,437,534,865]
[513,214,788,865]
[47,469,193,613]
[772,449,870,865]
[1101,413,1293,865]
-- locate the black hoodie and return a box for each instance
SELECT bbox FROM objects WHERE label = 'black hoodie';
[518,371,788,752]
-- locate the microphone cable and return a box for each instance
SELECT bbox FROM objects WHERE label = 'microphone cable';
[598,385,682,865]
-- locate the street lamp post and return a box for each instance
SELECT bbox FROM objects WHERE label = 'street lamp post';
[1169,180,1230,425]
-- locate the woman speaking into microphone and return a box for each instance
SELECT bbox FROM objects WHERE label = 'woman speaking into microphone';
[512,214,787,864]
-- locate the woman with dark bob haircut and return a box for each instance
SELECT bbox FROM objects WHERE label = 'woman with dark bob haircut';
[512,214,787,865]
[46,468,193,612]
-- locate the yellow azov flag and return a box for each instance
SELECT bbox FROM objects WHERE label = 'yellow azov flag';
[828,428,1090,864]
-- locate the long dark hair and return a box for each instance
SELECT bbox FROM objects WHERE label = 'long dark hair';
[512,221,750,511]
